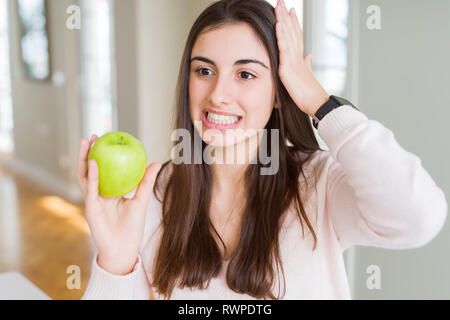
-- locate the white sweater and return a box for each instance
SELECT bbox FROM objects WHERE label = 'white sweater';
[82,105,448,299]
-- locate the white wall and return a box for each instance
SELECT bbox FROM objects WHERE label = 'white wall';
[349,0,450,299]
[4,0,82,202]
[136,0,214,164]
[1,0,216,201]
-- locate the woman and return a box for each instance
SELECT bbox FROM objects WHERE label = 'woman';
[78,0,447,299]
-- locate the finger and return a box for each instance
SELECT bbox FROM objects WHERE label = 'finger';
[290,8,304,50]
[78,135,99,176]
[77,135,100,195]
[275,4,293,54]
[278,0,297,48]
[86,159,99,202]
[276,22,295,68]
[276,22,289,56]
[90,134,99,147]
[133,162,162,206]
[275,3,292,43]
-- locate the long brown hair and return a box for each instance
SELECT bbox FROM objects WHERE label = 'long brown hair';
[152,0,324,299]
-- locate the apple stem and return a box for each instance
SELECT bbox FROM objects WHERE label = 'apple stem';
[120,136,124,144]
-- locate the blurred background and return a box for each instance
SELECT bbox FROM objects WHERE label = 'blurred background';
[0,0,448,299]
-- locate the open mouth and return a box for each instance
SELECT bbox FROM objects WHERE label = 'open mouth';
[201,110,243,130]
[205,111,242,125]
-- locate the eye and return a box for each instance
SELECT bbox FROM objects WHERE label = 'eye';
[193,67,256,80]
[239,71,256,80]
[194,67,213,76]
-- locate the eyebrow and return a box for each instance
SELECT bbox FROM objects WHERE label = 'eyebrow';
[190,56,269,69]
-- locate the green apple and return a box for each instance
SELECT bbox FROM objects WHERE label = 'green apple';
[87,131,148,198]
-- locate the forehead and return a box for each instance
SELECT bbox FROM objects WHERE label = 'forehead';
[191,23,270,65]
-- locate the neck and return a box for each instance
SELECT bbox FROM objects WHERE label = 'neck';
[210,133,261,194]
[211,162,247,195]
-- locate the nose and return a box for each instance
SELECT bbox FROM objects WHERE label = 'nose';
[209,74,233,107]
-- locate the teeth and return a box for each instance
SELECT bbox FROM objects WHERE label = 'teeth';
[206,112,240,125]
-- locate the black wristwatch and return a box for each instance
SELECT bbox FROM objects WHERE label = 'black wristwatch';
[312,95,359,129]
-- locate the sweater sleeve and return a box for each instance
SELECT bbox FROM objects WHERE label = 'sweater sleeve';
[317,105,448,251]
[81,253,151,300]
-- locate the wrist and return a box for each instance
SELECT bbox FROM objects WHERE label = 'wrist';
[309,90,330,117]
[97,254,138,276]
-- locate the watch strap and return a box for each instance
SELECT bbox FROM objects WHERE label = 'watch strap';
[312,95,358,129]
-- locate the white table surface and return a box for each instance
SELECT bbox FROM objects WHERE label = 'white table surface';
[0,272,51,300]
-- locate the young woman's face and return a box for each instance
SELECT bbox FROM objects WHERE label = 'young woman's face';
[189,22,276,148]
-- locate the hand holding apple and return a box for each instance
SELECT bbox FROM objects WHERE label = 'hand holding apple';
[77,133,162,275]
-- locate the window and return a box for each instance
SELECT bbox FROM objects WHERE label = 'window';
[303,0,349,150]
[314,0,348,95]
[79,0,116,139]
[16,0,51,81]
[0,0,14,154]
